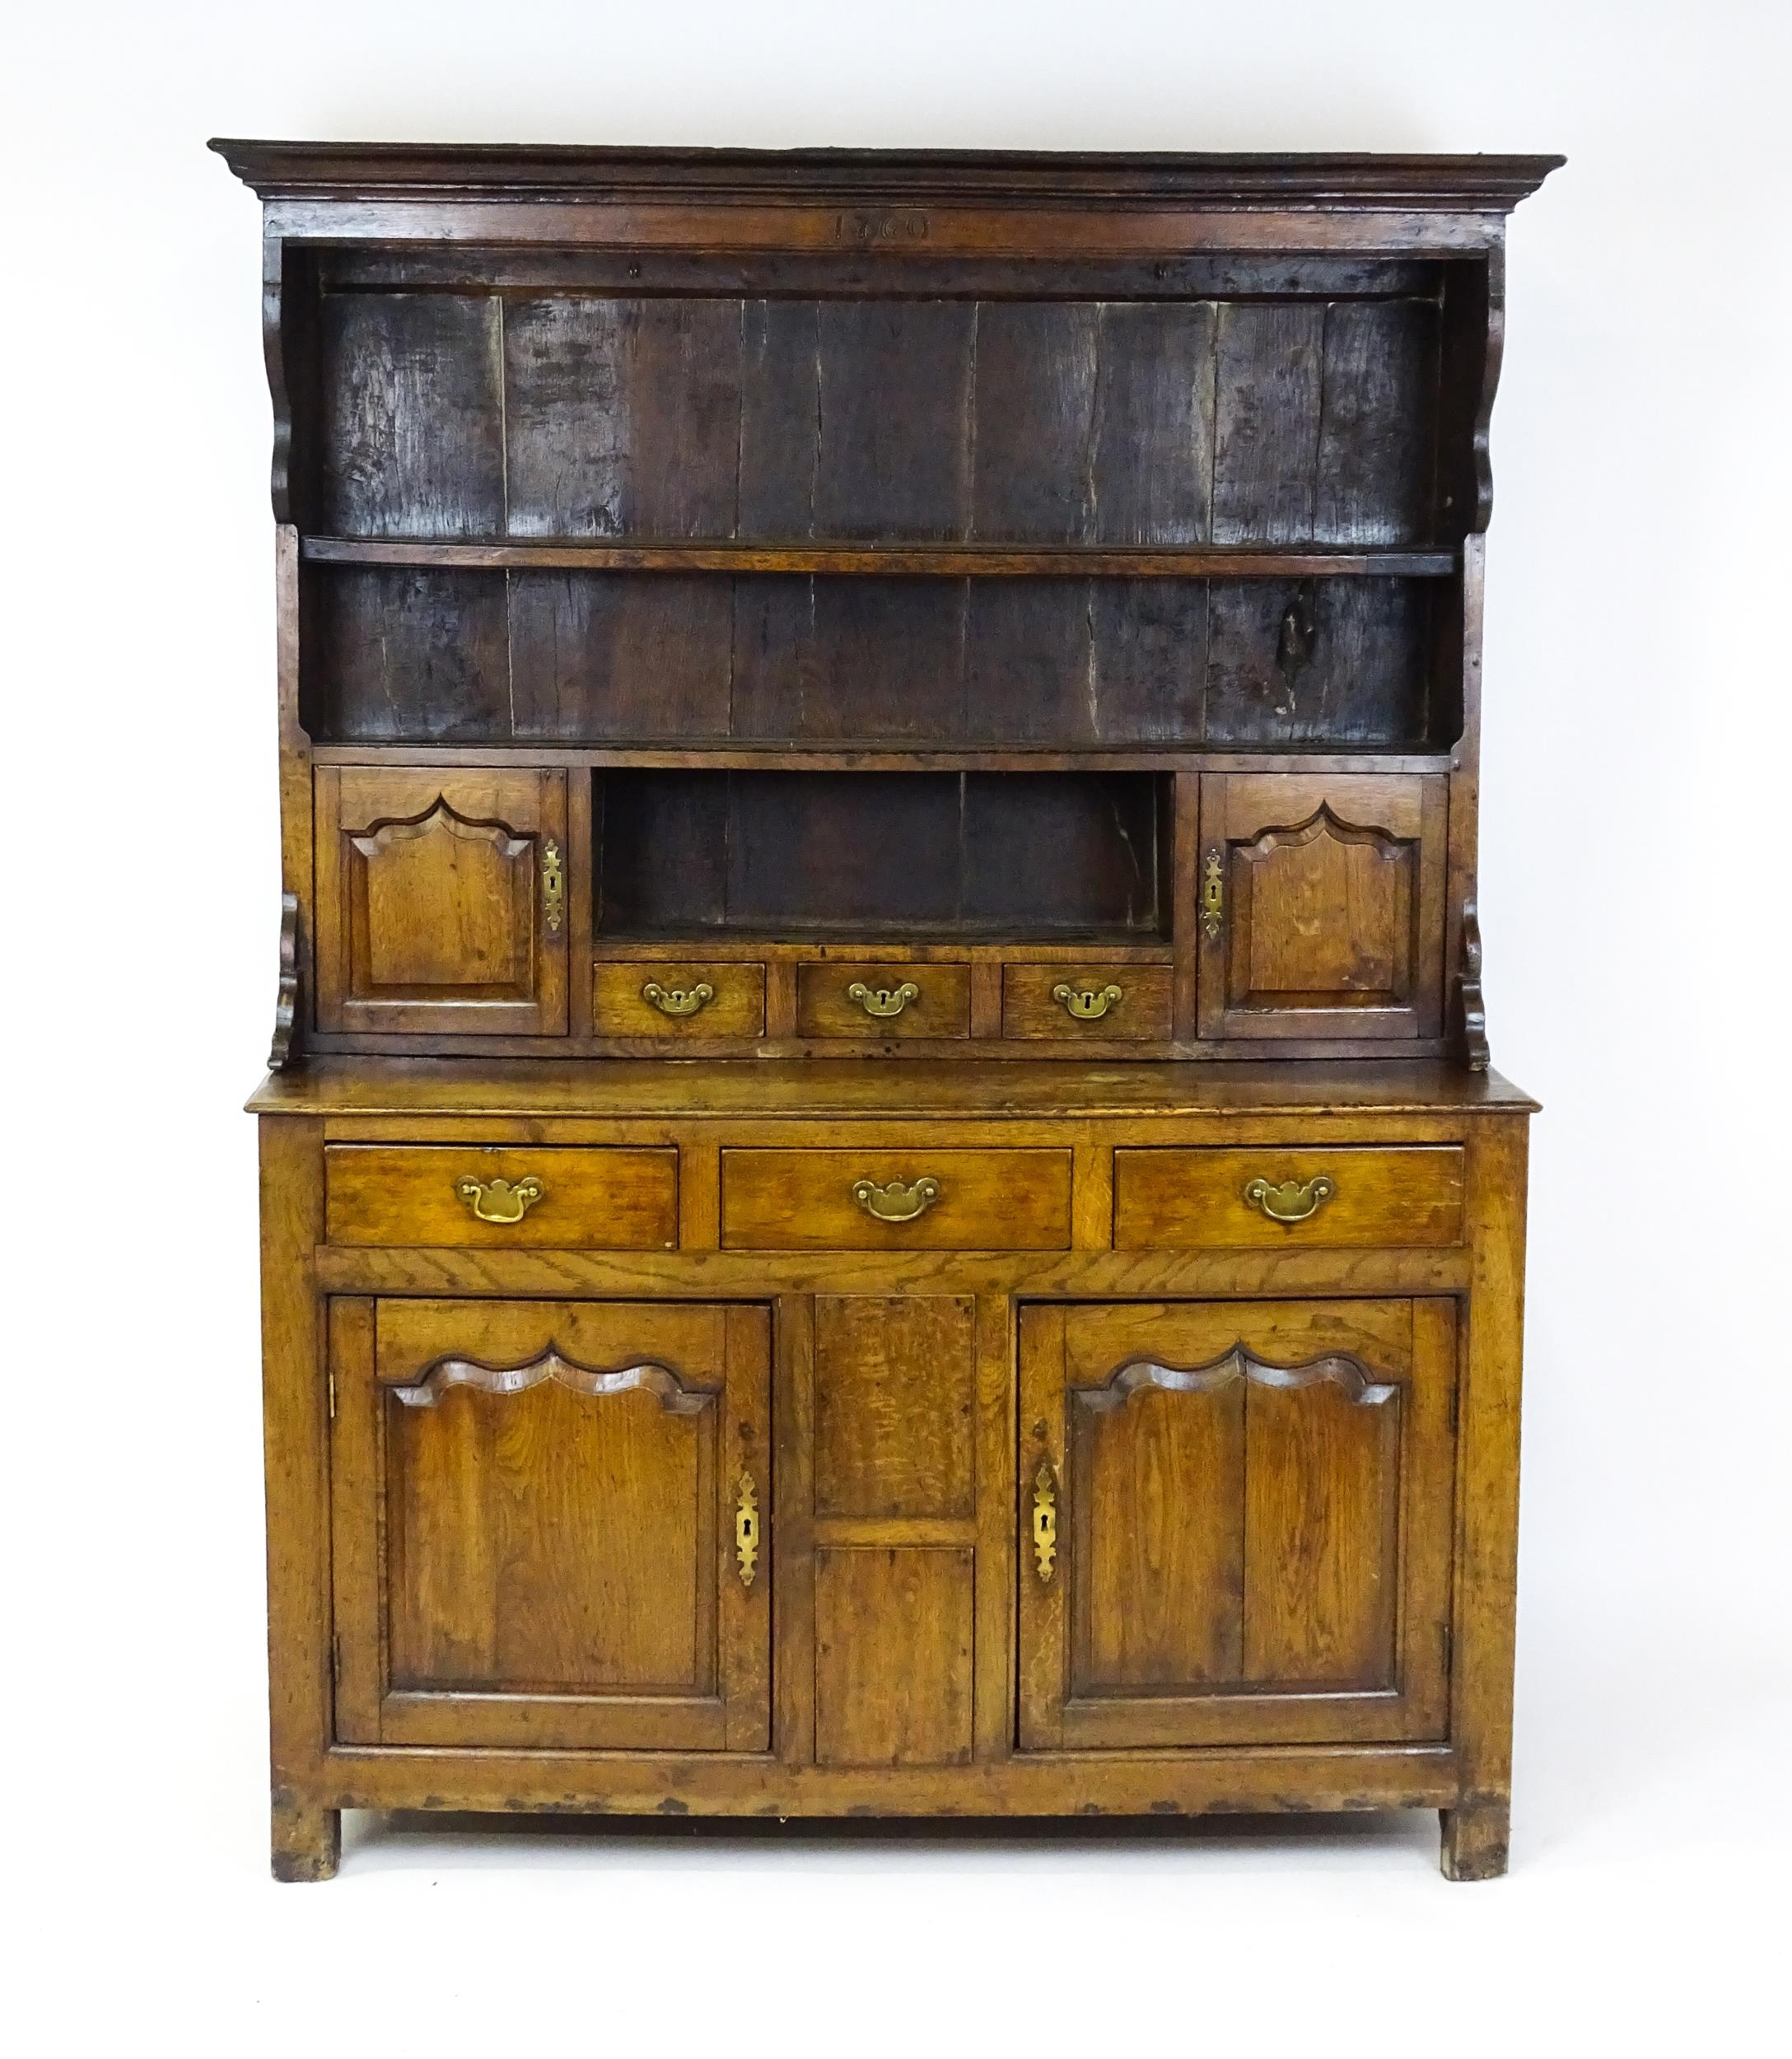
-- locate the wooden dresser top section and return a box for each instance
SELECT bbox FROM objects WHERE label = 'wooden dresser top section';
[212,142,1561,251]
[249,1058,1537,1120]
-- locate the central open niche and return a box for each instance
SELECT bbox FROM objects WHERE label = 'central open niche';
[596,769,1170,941]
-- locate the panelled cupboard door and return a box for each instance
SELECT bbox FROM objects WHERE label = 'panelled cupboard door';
[330,1299,770,1751]
[315,768,569,1034]
[1018,1299,1455,1749]
[1197,773,1447,1040]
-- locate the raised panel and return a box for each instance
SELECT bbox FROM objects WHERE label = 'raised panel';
[1198,773,1446,1041]
[1074,1372,1244,1690]
[814,1548,975,1767]
[315,768,568,1035]
[1018,1299,1454,1750]
[332,1300,769,1751]
[1244,1374,1399,1688]
[814,1296,976,1520]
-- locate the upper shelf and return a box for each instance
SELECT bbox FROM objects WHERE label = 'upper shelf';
[300,538,1458,578]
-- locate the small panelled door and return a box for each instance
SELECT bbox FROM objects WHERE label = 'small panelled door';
[1018,1299,1456,1749]
[1197,773,1448,1041]
[315,768,569,1034]
[330,1299,770,1750]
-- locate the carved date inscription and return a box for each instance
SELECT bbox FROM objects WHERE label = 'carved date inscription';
[836,208,930,246]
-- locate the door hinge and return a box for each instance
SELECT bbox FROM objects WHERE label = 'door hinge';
[1441,1623,1454,1675]
[332,1635,342,1687]
[1448,1385,1459,1436]
[327,1369,337,1421]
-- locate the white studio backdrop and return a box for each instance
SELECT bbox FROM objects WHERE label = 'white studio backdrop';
[2,2,1786,2050]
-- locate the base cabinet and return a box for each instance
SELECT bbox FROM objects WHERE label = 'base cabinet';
[259,1076,1530,1883]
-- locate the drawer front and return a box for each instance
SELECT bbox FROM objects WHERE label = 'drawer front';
[721,1149,1071,1249]
[594,960,766,1038]
[1114,1146,1464,1249]
[326,1146,679,1249]
[796,962,971,1039]
[1001,963,1174,1041]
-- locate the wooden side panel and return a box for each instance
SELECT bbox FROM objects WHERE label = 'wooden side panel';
[814,1548,975,1767]
[814,1296,976,1520]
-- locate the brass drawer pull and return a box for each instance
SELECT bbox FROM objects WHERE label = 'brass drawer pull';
[1031,1461,1058,1582]
[642,978,716,1018]
[454,1174,546,1225]
[735,1471,761,1588]
[847,979,919,1019]
[541,839,564,936]
[851,1174,941,1223]
[1052,981,1122,1021]
[1243,1173,1337,1225]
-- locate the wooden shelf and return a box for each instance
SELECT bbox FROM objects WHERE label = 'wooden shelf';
[309,741,1456,773]
[301,536,1458,578]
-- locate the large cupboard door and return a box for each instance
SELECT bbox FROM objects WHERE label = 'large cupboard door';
[331,1299,770,1751]
[315,768,569,1034]
[1018,1299,1455,1749]
[1197,773,1447,1041]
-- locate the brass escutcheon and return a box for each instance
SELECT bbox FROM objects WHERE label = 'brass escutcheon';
[1202,849,1225,941]
[850,1174,942,1224]
[735,1472,761,1588]
[642,979,716,1018]
[1032,1461,1058,1582]
[541,839,564,935]
[847,979,920,1019]
[1052,981,1123,1021]
[454,1174,546,1225]
[1243,1173,1337,1226]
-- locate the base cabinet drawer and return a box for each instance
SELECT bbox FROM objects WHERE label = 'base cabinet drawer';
[721,1148,1072,1249]
[324,1145,679,1248]
[1113,1145,1464,1248]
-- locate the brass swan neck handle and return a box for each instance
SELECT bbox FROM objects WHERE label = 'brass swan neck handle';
[847,979,920,1019]
[851,1174,942,1223]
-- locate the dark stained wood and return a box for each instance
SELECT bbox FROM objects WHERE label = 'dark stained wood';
[226,143,1551,1877]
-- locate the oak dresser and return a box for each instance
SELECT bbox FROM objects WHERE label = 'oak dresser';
[216,142,1557,1880]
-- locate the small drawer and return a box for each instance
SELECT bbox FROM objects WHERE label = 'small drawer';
[721,1148,1071,1249]
[1001,963,1173,1041]
[796,962,970,1039]
[325,1146,679,1249]
[594,960,766,1038]
[1113,1145,1464,1249]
